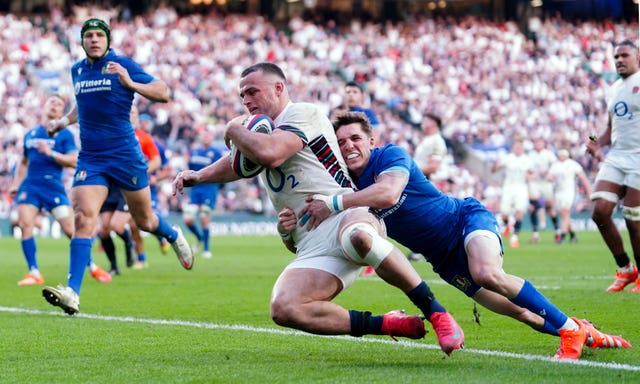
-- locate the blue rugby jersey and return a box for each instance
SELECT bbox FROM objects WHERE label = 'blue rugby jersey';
[188,144,226,194]
[22,125,77,184]
[351,144,464,262]
[71,49,155,158]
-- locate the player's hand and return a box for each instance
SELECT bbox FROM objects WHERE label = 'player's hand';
[46,116,69,137]
[224,115,248,149]
[298,195,335,230]
[585,136,601,158]
[8,185,18,198]
[172,170,200,196]
[104,61,133,89]
[36,141,52,156]
[277,207,297,235]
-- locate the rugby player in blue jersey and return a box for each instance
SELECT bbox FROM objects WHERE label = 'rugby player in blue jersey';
[10,95,112,286]
[182,130,226,259]
[295,112,632,359]
[42,18,193,315]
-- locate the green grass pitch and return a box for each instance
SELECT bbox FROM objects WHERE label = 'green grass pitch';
[0,230,638,383]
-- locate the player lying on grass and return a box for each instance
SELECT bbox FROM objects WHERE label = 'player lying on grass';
[289,111,632,360]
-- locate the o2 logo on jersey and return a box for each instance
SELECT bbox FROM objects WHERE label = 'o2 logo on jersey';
[613,101,633,120]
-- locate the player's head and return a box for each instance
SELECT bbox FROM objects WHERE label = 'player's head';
[511,138,525,155]
[344,81,364,108]
[199,129,214,146]
[333,111,375,177]
[421,112,442,134]
[239,62,288,119]
[81,18,110,61]
[138,113,154,132]
[44,95,65,120]
[613,39,639,78]
[557,148,569,160]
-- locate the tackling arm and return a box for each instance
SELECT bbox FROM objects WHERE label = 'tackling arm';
[300,170,409,230]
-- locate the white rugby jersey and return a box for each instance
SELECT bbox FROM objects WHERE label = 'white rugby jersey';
[499,152,533,186]
[606,70,640,154]
[261,102,353,240]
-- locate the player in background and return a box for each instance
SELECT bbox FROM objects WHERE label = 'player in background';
[413,113,448,181]
[547,149,592,244]
[182,130,225,259]
[97,187,136,275]
[403,112,449,264]
[491,139,533,248]
[172,62,465,355]
[527,138,560,243]
[43,18,193,315]
[131,112,173,257]
[10,95,112,285]
[344,81,383,145]
[127,106,162,268]
[298,112,631,360]
[586,39,640,293]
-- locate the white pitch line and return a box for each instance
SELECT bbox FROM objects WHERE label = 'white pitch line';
[1,305,639,372]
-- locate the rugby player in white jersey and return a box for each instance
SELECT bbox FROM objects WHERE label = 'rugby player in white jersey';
[586,39,640,293]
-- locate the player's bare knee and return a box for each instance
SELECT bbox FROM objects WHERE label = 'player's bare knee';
[135,218,154,232]
[471,269,503,291]
[270,296,298,327]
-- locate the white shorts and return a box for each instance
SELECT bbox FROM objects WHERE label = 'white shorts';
[500,183,529,214]
[555,190,575,211]
[596,151,640,190]
[284,209,363,289]
[529,181,554,201]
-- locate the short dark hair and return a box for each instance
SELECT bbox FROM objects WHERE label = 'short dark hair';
[616,39,638,50]
[332,111,373,137]
[423,113,442,130]
[241,62,286,82]
[345,81,363,92]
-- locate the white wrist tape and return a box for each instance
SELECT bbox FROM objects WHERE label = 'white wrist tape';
[59,116,70,127]
[313,194,344,213]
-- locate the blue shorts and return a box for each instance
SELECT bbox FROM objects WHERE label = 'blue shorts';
[189,185,219,209]
[431,198,504,297]
[73,151,149,191]
[16,181,70,211]
[100,187,128,213]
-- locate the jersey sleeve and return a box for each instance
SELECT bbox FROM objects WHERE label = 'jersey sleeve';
[120,56,155,84]
[58,129,78,154]
[377,145,412,176]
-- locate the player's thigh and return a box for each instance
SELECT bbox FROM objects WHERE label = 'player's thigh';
[272,267,344,304]
[72,185,108,219]
[121,187,154,221]
[465,231,504,279]
[16,203,39,228]
[111,210,132,233]
[72,185,109,236]
[624,187,640,206]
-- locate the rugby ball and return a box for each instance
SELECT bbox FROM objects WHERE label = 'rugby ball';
[230,114,274,178]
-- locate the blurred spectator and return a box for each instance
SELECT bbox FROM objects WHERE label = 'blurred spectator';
[0,6,636,219]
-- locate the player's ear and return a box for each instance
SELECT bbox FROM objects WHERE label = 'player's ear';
[274,81,285,96]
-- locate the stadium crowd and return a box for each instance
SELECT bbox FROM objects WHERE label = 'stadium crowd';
[0,4,637,222]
